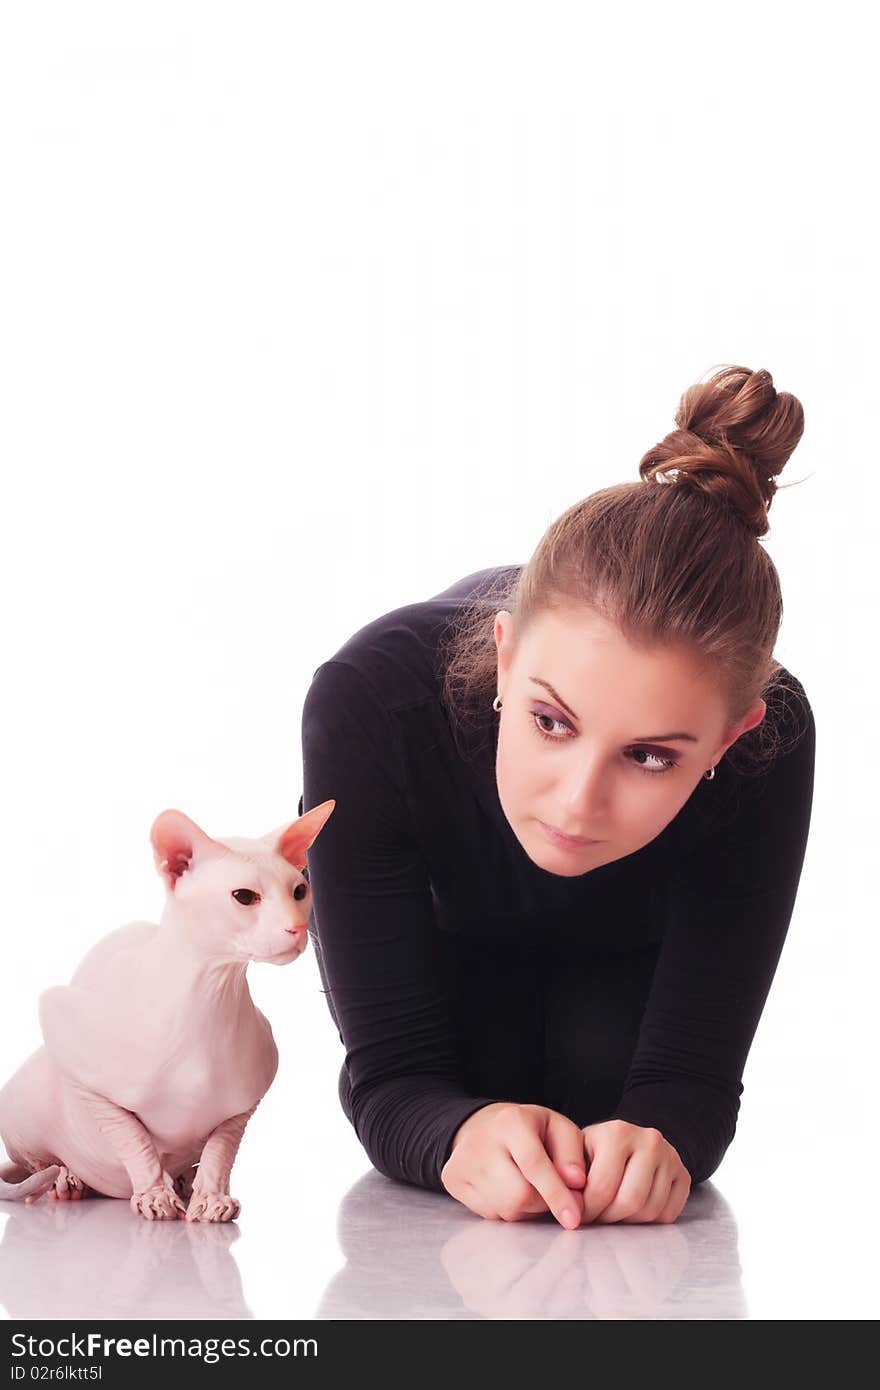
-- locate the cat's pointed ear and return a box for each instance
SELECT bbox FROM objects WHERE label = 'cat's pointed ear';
[262,799,336,870]
[150,809,225,891]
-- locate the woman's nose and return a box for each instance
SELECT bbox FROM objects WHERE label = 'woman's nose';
[559,760,609,822]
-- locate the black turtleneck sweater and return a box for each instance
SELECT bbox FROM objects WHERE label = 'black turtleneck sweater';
[299,566,816,1191]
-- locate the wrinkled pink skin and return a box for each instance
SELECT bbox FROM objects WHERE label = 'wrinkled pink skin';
[0,801,335,1222]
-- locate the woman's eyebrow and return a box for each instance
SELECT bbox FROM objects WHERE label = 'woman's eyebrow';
[527,677,699,743]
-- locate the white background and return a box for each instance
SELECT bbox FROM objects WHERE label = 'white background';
[0,1,876,1320]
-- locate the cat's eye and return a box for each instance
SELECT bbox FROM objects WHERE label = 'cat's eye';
[232,888,260,906]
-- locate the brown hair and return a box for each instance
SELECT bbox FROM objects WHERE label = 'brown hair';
[438,364,810,777]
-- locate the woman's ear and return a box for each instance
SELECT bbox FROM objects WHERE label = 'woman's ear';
[494,609,514,686]
[717,697,767,761]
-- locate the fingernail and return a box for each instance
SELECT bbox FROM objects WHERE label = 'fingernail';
[560,1207,579,1229]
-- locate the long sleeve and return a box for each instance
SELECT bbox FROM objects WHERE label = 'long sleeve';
[610,684,817,1184]
[301,658,501,1192]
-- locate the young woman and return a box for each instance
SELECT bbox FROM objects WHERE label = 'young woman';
[298,364,815,1230]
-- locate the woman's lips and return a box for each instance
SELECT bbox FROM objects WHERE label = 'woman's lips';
[539,820,603,849]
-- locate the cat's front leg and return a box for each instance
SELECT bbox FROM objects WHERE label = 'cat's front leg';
[186,1102,258,1223]
[68,1080,187,1220]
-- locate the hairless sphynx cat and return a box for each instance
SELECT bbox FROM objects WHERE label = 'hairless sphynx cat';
[0,802,335,1222]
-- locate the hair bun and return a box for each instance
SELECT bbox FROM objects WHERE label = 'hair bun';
[638,364,805,536]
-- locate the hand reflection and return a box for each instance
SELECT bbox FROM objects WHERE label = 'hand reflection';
[439,1211,691,1319]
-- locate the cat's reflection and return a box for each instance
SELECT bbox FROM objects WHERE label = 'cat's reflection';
[317,1174,747,1320]
[0,1196,251,1321]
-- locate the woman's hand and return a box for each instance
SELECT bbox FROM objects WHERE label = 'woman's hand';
[580,1119,691,1225]
[441,1102,589,1229]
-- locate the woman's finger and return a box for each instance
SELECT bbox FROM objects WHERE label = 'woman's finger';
[509,1125,584,1229]
[543,1111,587,1190]
[614,1159,669,1224]
[581,1140,630,1224]
[593,1150,657,1224]
[656,1177,688,1224]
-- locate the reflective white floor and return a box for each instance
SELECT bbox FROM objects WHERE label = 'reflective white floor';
[3,913,878,1322]
[2,1035,878,1321]
[0,1167,744,1321]
[1,1157,876,1321]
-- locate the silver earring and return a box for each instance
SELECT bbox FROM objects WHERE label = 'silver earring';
[704,766,715,780]
[493,694,503,712]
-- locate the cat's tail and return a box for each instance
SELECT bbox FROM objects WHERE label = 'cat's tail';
[0,1160,61,1203]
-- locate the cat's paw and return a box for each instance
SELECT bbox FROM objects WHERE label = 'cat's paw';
[45,1165,86,1202]
[130,1176,188,1221]
[21,1164,86,1206]
[185,1190,241,1222]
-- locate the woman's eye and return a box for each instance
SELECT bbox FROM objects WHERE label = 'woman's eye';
[232,888,260,905]
[532,710,570,741]
[529,709,678,776]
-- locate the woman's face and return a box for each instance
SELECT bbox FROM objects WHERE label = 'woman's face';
[493,605,766,877]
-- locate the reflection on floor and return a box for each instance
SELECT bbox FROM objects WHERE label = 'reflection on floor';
[1,1174,746,1320]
